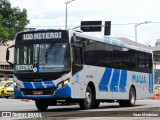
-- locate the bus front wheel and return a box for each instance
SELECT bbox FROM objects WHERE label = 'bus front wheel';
[35,100,48,111]
[79,86,93,110]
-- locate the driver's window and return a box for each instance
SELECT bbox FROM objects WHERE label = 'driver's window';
[73,47,83,65]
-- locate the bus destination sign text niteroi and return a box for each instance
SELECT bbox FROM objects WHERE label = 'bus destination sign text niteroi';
[23,32,62,40]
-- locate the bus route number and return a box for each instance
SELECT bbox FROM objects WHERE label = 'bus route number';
[23,32,62,40]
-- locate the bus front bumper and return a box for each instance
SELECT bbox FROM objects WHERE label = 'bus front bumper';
[14,85,71,99]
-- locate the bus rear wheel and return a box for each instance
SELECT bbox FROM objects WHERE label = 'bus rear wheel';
[119,87,136,107]
[79,86,93,110]
[35,100,48,111]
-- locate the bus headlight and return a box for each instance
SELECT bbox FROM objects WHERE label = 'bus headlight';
[57,79,70,89]
[64,79,69,85]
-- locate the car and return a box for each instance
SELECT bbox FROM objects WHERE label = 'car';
[4,83,14,98]
[0,80,13,98]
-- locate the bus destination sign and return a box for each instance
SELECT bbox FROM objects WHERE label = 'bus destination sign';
[23,32,62,40]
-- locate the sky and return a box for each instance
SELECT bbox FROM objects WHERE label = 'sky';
[9,0,160,46]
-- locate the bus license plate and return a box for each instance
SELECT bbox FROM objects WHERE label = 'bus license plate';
[33,91,43,95]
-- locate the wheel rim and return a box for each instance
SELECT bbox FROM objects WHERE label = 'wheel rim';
[85,91,91,105]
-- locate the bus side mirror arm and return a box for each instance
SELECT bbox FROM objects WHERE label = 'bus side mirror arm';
[6,45,14,66]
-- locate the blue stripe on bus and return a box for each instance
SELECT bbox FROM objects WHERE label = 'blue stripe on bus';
[104,38,111,44]
[44,81,56,88]
[33,82,45,89]
[104,38,126,48]
[110,69,120,92]
[99,68,112,91]
[119,70,127,92]
[119,43,126,47]
[23,81,55,89]
[112,40,119,46]
[23,82,33,89]
[149,74,153,93]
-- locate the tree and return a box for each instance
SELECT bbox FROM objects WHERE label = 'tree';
[0,0,29,42]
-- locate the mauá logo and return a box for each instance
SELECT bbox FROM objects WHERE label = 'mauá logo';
[132,74,146,84]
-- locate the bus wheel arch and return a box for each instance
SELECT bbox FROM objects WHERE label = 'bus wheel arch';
[119,85,136,107]
[130,85,136,100]
[79,81,100,109]
[88,81,96,99]
[87,82,100,108]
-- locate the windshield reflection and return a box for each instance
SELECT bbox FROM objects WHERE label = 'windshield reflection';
[39,43,70,72]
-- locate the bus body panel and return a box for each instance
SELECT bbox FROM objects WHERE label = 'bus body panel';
[71,65,154,100]
[71,69,86,99]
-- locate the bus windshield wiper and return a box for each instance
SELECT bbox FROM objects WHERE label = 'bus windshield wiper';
[44,42,55,64]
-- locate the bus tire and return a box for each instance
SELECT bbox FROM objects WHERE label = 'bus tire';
[119,87,136,107]
[92,100,100,109]
[79,86,93,110]
[35,100,48,111]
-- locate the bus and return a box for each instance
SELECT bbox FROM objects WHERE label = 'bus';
[6,29,154,110]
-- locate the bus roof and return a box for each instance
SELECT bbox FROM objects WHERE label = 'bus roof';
[71,30,153,54]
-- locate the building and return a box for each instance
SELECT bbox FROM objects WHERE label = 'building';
[0,40,14,80]
[155,39,160,46]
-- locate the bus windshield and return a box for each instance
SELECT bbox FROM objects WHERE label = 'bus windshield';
[15,43,70,73]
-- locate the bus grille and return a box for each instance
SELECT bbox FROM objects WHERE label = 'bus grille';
[21,88,56,95]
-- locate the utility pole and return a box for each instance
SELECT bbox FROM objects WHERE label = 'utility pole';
[134,21,151,45]
[65,0,75,29]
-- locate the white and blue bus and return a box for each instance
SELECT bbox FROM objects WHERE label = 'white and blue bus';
[6,29,154,110]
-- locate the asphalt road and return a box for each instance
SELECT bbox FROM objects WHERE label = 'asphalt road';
[0,98,160,120]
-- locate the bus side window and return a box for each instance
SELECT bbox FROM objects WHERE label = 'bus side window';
[73,47,83,65]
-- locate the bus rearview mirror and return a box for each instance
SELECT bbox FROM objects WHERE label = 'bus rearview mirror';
[6,45,14,66]
[6,49,10,61]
